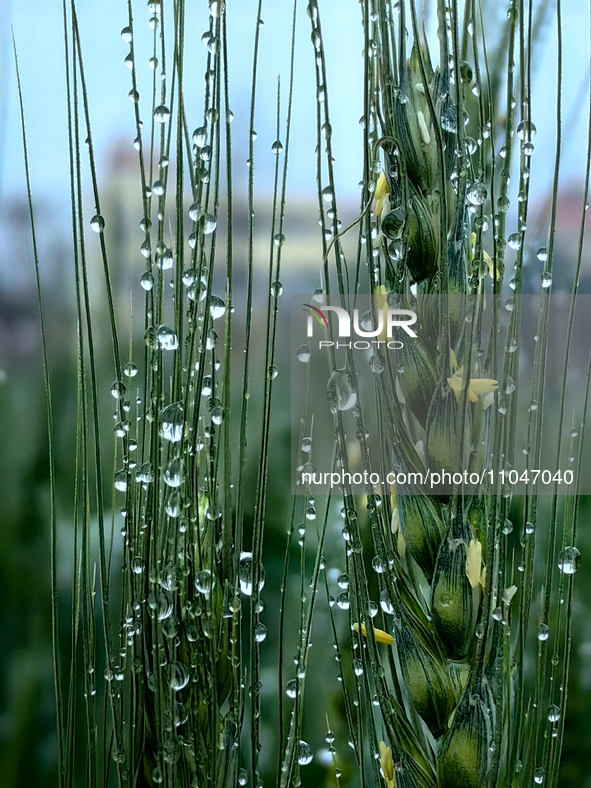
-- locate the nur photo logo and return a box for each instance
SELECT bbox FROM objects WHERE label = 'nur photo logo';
[302,301,418,350]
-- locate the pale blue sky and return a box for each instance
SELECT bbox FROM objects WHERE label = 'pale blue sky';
[2,0,364,205]
[2,0,590,212]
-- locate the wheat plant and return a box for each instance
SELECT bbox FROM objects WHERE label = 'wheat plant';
[287,1,591,788]
[13,0,591,787]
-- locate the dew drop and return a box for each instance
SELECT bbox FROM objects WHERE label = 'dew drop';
[327,369,356,413]
[202,213,217,234]
[114,470,128,491]
[270,280,283,297]
[209,295,226,320]
[517,120,537,141]
[497,194,510,213]
[369,352,385,374]
[157,592,173,620]
[548,705,561,723]
[156,325,179,351]
[296,344,311,363]
[206,328,218,350]
[321,186,334,204]
[195,569,214,598]
[163,459,183,487]
[504,376,516,394]
[193,127,207,149]
[114,420,129,437]
[111,380,126,399]
[154,104,170,123]
[167,662,189,691]
[538,623,550,642]
[467,182,487,206]
[135,462,153,484]
[286,679,297,698]
[158,249,173,270]
[201,376,213,397]
[182,268,197,287]
[132,556,143,574]
[297,741,313,766]
[140,271,154,291]
[337,573,349,589]
[123,362,138,378]
[165,490,181,518]
[557,546,581,574]
[536,247,548,262]
[379,590,394,615]
[90,214,105,233]
[160,402,184,443]
[508,232,522,250]
[254,623,267,642]
[238,552,264,596]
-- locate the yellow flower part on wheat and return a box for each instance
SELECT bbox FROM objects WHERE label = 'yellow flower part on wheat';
[353,622,395,645]
[465,539,483,589]
[379,741,396,788]
[374,171,389,216]
[447,367,498,405]
[470,232,499,281]
[450,348,459,372]
[374,284,389,342]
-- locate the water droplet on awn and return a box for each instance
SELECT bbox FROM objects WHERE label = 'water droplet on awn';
[327,369,356,413]
[467,182,487,206]
[296,344,311,363]
[90,214,105,233]
[160,402,184,442]
[154,104,170,123]
[297,741,313,766]
[558,546,581,574]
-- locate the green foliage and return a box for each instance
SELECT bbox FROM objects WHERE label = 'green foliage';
[9,1,591,788]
